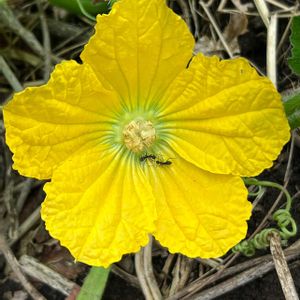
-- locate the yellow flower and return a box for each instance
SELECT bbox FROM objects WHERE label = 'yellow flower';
[3,0,290,267]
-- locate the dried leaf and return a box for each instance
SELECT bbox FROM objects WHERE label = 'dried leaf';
[223,13,248,54]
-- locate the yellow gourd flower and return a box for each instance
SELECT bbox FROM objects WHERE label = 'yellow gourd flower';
[3,0,290,267]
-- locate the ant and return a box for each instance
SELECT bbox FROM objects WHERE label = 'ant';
[140,153,172,166]
[140,153,157,162]
[155,159,172,166]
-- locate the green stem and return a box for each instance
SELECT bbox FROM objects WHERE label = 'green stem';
[77,266,111,300]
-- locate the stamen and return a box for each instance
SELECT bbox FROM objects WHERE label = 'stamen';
[123,118,156,153]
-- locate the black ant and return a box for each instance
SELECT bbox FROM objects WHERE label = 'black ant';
[140,153,172,166]
[155,159,172,166]
[140,153,156,162]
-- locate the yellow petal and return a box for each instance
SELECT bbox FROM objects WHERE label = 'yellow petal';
[42,146,156,267]
[3,60,120,179]
[160,54,290,176]
[146,155,251,258]
[81,0,194,109]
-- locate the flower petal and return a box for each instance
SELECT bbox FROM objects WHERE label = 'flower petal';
[147,156,251,258]
[3,60,120,179]
[42,146,156,267]
[160,54,290,176]
[81,0,194,109]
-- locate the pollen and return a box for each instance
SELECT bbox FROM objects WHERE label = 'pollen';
[123,118,156,153]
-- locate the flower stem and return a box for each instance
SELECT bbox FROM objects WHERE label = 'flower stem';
[77,266,111,300]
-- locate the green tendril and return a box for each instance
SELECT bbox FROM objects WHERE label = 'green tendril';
[76,0,96,21]
[232,178,297,257]
[248,184,264,197]
[243,178,292,211]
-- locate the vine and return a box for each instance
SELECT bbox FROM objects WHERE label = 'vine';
[232,178,297,256]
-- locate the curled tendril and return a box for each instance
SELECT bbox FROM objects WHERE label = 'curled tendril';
[232,228,278,256]
[232,178,297,257]
[273,209,297,239]
[248,184,264,197]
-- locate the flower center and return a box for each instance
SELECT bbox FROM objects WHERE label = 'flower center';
[123,118,156,153]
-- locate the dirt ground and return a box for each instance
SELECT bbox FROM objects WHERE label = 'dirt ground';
[0,0,300,299]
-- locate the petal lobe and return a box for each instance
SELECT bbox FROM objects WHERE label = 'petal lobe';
[4,61,120,179]
[160,54,290,176]
[147,154,251,258]
[42,147,156,267]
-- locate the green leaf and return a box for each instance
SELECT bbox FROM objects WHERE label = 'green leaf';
[49,0,109,16]
[288,16,300,75]
[283,92,300,129]
[77,266,111,300]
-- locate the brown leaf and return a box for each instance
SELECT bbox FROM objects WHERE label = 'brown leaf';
[223,13,248,43]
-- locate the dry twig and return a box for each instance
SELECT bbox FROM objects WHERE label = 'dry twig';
[199,1,233,58]
[19,255,78,296]
[135,237,162,300]
[0,235,46,300]
[0,2,44,57]
[270,233,299,300]
[36,0,52,80]
[267,14,278,86]
[0,55,23,92]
